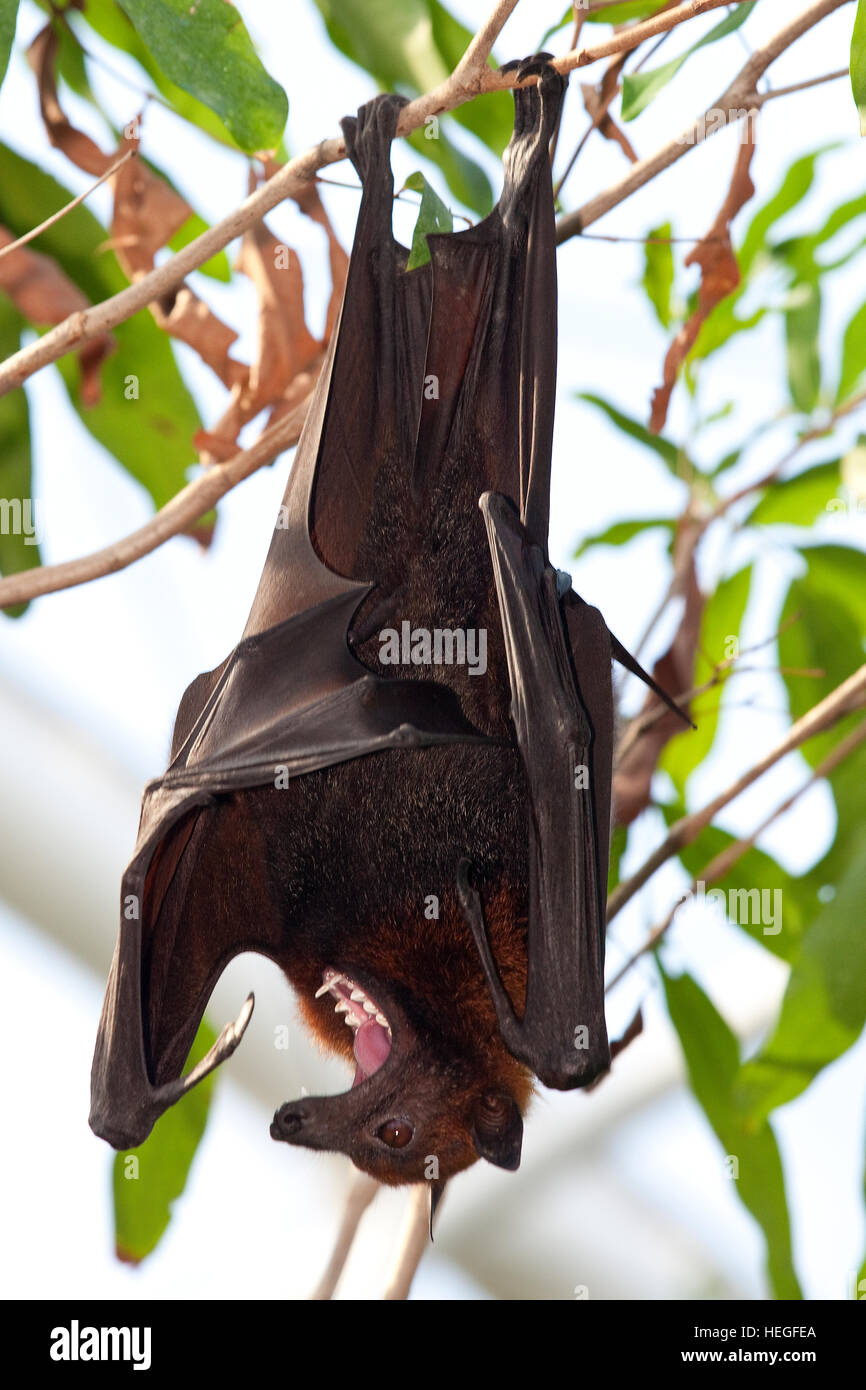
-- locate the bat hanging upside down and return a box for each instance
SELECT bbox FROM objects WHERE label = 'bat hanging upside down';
[90,56,688,1216]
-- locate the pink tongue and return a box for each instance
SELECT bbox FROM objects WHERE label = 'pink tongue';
[352,1019,391,1087]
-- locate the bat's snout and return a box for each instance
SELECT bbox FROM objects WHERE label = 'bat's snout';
[270,1102,309,1141]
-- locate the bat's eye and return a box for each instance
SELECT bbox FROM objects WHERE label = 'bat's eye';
[378,1118,413,1148]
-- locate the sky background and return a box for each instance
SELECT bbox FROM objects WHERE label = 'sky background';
[1,0,865,1299]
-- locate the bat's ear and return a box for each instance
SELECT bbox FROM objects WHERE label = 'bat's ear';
[471,1091,523,1171]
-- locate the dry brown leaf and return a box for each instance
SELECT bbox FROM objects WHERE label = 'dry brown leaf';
[197,173,347,461]
[29,23,244,394]
[294,184,350,341]
[236,219,320,405]
[613,525,704,826]
[28,26,109,177]
[0,227,113,405]
[152,285,244,389]
[650,126,757,434]
[581,79,638,164]
[27,28,346,466]
[110,129,193,279]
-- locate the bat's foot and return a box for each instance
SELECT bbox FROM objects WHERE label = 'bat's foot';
[341,93,409,185]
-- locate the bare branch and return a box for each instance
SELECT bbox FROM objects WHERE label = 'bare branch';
[0,383,316,609]
[757,66,849,102]
[607,663,866,923]
[453,0,521,81]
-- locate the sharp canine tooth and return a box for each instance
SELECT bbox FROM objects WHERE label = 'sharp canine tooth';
[314,983,332,999]
[350,989,366,1002]
[375,1013,388,1027]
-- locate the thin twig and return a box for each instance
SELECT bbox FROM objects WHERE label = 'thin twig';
[0,149,135,262]
[0,0,744,398]
[606,663,866,923]
[756,65,849,102]
[578,231,723,242]
[606,717,866,989]
[614,614,807,766]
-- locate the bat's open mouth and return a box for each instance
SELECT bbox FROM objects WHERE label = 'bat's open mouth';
[316,968,393,1087]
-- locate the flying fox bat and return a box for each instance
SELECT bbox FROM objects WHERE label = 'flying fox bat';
[90,56,689,1193]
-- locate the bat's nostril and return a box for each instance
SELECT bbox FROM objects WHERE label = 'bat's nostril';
[271,1104,306,1139]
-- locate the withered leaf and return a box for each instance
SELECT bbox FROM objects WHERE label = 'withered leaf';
[0,227,113,406]
[30,23,244,393]
[580,80,638,164]
[650,126,757,434]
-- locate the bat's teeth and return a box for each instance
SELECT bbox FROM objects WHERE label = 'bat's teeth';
[335,1001,349,1014]
[350,988,366,1002]
[375,1013,388,1027]
[316,971,344,998]
[363,1000,377,1015]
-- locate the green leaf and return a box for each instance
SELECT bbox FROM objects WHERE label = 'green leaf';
[0,0,18,90]
[117,0,287,152]
[406,124,491,218]
[586,1,669,22]
[607,822,628,897]
[113,1020,217,1263]
[838,300,866,403]
[661,566,752,794]
[621,3,756,122]
[403,170,453,269]
[852,0,866,136]
[745,460,841,528]
[542,1,668,44]
[0,142,204,520]
[710,447,744,478]
[576,392,686,476]
[779,545,866,768]
[659,966,802,1300]
[642,222,675,328]
[70,0,241,147]
[784,279,823,413]
[0,299,39,617]
[312,0,511,214]
[735,834,866,1124]
[738,147,836,279]
[573,516,675,560]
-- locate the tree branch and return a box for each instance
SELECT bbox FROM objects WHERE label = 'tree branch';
[607,662,866,923]
[557,0,852,241]
[0,385,315,608]
[0,0,748,397]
